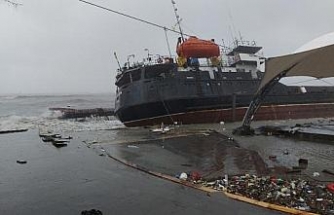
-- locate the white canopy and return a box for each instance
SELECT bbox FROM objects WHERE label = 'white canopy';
[259,44,334,91]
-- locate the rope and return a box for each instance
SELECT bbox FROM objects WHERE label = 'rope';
[154,76,175,124]
[79,0,192,37]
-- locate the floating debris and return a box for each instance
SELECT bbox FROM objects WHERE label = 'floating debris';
[51,139,69,148]
[151,122,171,134]
[39,132,71,148]
[41,136,55,142]
[179,172,188,180]
[39,132,61,138]
[190,171,201,181]
[0,129,28,134]
[127,145,139,149]
[16,160,27,164]
[82,140,98,147]
[327,183,334,194]
[81,209,103,215]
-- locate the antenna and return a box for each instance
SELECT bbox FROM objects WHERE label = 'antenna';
[171,0,185,42]
[113,52,122,71]
[127,54,135,68]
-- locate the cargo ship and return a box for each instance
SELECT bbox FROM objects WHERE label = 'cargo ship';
[114,37,334,127]
[77,0,334,127]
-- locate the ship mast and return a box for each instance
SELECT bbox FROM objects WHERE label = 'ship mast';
[171,0,185,42]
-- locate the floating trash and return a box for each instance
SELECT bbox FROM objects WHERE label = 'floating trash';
[179,172,188,180]
[190,171,201,181]
[127,145,139,149]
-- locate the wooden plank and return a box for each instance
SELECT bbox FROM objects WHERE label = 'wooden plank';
[0,129,28,134]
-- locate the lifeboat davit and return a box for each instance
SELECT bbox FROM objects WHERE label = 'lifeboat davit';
[177,36,220,58]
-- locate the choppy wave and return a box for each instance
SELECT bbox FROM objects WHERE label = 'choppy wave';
[0,95,20,101]
[0,111,124,132]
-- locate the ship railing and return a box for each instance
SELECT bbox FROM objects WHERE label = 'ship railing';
[123,55,176,68]
[175,57,223,69]
[124,55,225,70]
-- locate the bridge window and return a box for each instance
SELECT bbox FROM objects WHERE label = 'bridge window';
[131,69,141,82]
[117,73,131,86]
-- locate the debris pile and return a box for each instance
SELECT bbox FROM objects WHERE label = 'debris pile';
[221,174,334,214]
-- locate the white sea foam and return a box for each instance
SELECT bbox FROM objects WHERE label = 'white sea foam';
[0,111,124,132]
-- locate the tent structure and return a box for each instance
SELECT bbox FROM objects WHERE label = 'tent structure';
[260,44,334,91]
[234,44,334,135]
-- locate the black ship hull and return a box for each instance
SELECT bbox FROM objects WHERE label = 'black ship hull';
[114,63,334,127]
[118,102,334,127]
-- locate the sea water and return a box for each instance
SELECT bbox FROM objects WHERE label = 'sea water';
[0,93,124,132]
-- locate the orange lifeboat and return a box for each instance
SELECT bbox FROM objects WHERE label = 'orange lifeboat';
[177,36,220,58]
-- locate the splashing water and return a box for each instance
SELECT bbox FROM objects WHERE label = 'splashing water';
[0,94,124,132]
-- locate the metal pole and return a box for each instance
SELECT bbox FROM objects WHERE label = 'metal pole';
[232,93,236,122]
[233,68,292,135]
[164,27,172,58]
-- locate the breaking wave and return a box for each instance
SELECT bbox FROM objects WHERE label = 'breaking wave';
[0,111,124,132]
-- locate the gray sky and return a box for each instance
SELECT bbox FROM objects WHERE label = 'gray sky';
[0,0,333,95]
